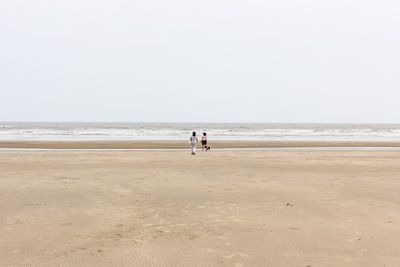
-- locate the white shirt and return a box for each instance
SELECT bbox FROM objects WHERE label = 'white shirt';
[190,136,198,145]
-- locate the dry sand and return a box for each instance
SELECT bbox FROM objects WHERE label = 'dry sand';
[1,146,400,266]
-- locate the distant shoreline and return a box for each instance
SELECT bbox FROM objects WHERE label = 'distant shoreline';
[2,122,400,141]
[1,140,400,149]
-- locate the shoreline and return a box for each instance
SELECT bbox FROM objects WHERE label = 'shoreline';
[1,140,400,149]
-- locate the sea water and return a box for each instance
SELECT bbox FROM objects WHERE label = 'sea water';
[1,122,400,141]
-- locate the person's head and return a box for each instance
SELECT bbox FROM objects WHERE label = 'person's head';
[192,131,196,136]
[203,132,207,136]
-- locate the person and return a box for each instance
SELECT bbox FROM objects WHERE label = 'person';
[201,132,208,151]
[189,131,198,155]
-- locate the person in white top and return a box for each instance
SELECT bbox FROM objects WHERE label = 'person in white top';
[201,132,208,151]
[189,131,198,155]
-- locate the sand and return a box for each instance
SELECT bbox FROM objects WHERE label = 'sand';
[1,146,400,266]
[1,140,400,149]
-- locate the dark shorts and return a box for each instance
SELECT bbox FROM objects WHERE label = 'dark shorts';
[202,140,207,145]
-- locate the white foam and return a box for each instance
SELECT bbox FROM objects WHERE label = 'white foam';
[1,122,400,141]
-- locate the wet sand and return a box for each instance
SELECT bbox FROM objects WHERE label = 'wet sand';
[1,149,400,266]
[1,140,400,149]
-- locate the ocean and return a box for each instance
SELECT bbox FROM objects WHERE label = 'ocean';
[1,122,400,141]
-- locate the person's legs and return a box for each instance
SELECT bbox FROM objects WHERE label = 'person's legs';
[191,144,196,155]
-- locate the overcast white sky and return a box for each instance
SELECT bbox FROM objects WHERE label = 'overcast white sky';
[1,0,399,123]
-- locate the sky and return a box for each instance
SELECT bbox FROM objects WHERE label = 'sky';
[1,0,399,123]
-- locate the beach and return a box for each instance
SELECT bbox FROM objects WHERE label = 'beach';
[1,142,400,266]
[1,140,400,149]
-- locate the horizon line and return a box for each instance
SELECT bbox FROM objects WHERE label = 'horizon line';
[1,121,400,125]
